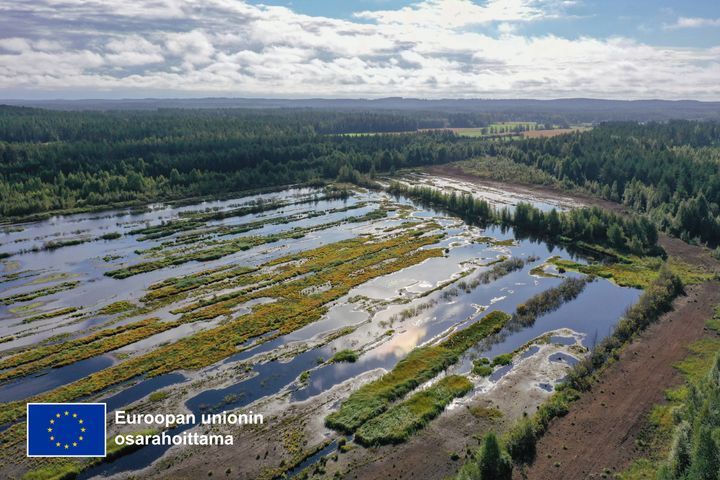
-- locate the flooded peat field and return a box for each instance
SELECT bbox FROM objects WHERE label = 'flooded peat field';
[0,175,641,479]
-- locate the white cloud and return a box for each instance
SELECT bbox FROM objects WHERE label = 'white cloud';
[0,38,33,53]
[497,22,518,34]
[354,0,549,26]
[0,0,719,99]
[33,40,64,52]
[105,36,164,66]
[664,17,720,30]
[165,30,215,65]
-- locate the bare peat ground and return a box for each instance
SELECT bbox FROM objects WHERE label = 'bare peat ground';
[426,164,720,480]
[426,163,595,210]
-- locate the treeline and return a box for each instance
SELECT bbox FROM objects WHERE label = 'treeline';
[387,182,660,254]
[658,351,720,479]
[494,120,720,244]
[0,106,571,143]
[0,105,591,142]
[0,106,494,219]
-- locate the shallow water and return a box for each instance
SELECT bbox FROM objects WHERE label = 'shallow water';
[0,180,643,478]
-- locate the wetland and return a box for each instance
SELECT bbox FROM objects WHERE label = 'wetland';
[0,174,690,480]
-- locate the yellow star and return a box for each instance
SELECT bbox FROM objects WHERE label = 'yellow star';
[64,444,68,449]
[73,443,77,447]
[56,413,60,418]
[81,428,85,432]
[50,436,54,441]
[47,428,52,432]
[79,436,83,441]
[79,420,83,424]
[50,419,54,424]
[64,411,69,416]
[56,442,60,447]
[73,413,77,418]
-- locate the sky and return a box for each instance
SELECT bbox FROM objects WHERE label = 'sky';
[0,0,719,100]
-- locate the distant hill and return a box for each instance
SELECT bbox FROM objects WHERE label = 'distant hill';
[2,97,720,121]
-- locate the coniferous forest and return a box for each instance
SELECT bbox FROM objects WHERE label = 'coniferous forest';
[1,106,720,249]
[0,107,477,218]
[492,121,720,244]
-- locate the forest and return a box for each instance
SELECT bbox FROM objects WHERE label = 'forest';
[1,106,720,252]
[0,106,485,218]
[492,120,720,245]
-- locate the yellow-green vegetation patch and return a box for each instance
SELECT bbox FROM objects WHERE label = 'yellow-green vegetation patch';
[1,281,81,305]
[457,156,559,186]
[549,255,708,289]
[707,303,720,332]
[354,375,473,446]
[708,318,720,332]
[332,349,358,363]
[469,407,503,422]
[529,256,564,278]
[493,238,518,247]
[491,353,513,366]
[672,338,720,384]
[9,301,44,314]
[22,461,80,480]
[29,272,79,284]
[149,391,169,402]
[325,310,510,434]
[98,300,134,315]
[21,307,79,324]
[618,459,663,480]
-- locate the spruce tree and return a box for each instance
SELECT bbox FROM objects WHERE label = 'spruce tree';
[478,429,513,480]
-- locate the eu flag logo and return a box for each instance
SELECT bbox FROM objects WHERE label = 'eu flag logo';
[27,403,106,457]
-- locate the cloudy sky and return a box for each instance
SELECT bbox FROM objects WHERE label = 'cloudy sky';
[1,0,719,99]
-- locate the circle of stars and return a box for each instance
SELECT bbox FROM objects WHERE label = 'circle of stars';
[48,410,85,450]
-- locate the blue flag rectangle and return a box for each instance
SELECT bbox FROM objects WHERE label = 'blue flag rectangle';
[27,403,106,457]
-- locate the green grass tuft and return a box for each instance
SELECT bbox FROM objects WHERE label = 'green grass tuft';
[332,349,358,363]
[354,375,473,446]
